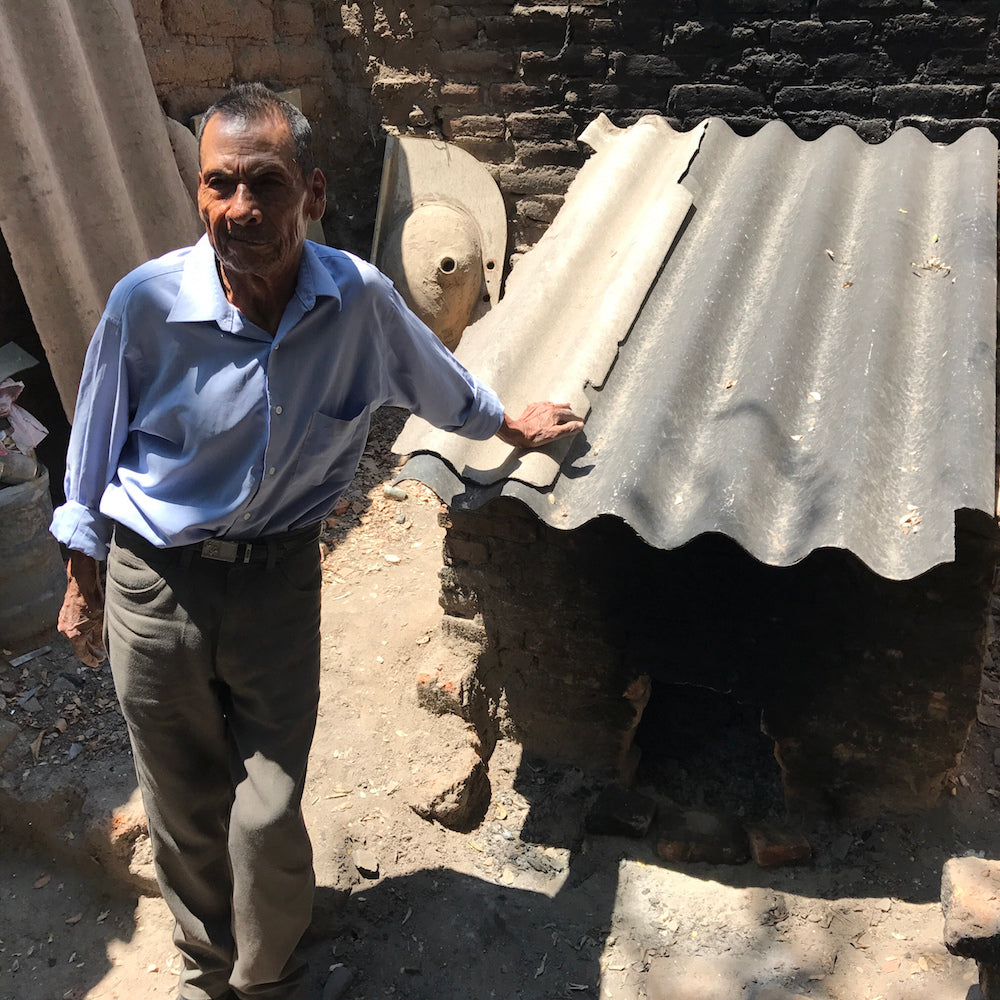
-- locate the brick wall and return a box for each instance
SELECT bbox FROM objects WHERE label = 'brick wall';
[133,0,1000,258]
[440,499,994,816]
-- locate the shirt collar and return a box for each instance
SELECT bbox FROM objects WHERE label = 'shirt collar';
[167,235,342,331]
[295,240,342,311]
[167,235,239,329]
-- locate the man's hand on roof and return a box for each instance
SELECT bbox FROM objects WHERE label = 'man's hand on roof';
[58,552,107,668]
[496,401,584,449]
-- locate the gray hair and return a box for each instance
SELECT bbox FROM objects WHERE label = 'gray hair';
[198,82,315,177]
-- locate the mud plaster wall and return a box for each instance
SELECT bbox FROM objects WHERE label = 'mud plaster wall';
[131,0,1000,262]
[438,500,996,816]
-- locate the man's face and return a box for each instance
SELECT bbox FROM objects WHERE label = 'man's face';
[197,113,325,280]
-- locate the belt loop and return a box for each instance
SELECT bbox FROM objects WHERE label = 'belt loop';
[180,546,194,568]
[266,541,278,571]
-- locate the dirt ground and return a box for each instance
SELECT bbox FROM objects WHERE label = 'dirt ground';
[2,407,999,1000]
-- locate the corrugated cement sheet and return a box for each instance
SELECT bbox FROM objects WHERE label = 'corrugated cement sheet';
[397,117,997,580]
[0,0,201,417]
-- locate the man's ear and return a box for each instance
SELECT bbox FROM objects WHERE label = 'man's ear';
[307,168,327,222]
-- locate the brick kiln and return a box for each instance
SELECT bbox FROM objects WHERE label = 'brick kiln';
[427,499,995,815]
[396,113,998,817]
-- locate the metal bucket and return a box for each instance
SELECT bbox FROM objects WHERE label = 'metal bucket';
[0,466,65,646]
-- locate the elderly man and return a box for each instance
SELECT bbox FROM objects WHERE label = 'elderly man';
[51,83,581,1000]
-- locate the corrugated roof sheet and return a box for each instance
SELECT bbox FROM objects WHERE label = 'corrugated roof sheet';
[0,0,200,417]
[397,116,998,581]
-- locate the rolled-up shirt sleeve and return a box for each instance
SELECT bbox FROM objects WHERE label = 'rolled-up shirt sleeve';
[371,276,505,440]
[50,313,131,561]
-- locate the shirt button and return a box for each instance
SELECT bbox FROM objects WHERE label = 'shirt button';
[243,513,251,521]
[274,405,283,415]
[268,467,276,476]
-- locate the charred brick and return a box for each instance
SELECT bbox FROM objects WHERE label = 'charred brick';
[874,84,985,118]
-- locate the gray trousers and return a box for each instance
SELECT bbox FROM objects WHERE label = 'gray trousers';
[105,525,322,1000]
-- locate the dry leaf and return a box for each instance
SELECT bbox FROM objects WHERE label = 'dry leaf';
[33,873,51,889]
[900,505,922,534]
[66,912,83,925]
[30,730,44,761]
[54,718,68,733]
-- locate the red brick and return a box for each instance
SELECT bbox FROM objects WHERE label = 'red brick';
[747,822,812,867]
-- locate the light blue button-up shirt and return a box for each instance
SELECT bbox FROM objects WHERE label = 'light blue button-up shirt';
[51,236,504,560]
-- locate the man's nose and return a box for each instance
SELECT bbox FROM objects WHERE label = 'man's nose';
[228,183,260,223]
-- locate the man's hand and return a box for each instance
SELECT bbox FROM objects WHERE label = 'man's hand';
[57,552,107,668]
[496,402,584,449]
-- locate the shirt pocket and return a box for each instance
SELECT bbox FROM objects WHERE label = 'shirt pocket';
[293,406,372,487]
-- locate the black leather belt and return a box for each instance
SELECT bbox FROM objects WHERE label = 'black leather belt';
[114,523,320,568]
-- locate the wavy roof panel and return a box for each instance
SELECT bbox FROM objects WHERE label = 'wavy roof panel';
[0,0,200,417]
[398,117,997,580]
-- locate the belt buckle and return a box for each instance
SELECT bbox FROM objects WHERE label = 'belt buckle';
[201,539,239,563]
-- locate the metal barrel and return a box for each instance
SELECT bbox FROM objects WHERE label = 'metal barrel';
[0,466,66,646]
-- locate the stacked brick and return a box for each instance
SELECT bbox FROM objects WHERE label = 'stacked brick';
[438,498,994,816]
